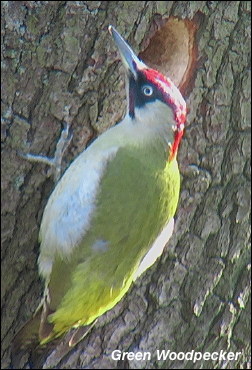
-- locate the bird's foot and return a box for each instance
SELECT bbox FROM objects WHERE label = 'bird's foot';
[21,119,73,183]
[68,320,97,347]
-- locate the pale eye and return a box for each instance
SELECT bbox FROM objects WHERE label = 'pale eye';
[142,85,153,96]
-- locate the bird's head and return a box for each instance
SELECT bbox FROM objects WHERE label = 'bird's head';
[109,25,186,160]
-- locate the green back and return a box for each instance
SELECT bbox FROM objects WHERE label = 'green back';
[46,139,180,341]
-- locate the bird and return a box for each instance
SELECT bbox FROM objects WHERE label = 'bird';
[13,25,187,350]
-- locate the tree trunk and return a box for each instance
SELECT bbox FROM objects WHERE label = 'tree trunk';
[1,1,250,369]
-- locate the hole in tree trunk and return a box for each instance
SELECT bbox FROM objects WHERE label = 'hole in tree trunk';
[139,14,203,97]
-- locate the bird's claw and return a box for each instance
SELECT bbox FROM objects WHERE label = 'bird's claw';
[20,121,73,182]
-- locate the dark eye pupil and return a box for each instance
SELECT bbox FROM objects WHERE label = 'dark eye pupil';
[143,86,153,96]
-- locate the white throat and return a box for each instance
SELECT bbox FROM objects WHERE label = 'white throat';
[132,100,175,145]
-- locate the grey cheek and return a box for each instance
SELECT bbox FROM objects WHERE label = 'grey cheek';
[92,239,110,253]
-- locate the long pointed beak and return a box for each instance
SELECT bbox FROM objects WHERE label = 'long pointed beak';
[108,25,146,79]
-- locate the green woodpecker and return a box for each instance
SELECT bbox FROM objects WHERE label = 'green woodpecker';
[15,25,186,348]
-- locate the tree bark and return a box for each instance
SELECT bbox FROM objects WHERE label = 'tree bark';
[1,1,251,369]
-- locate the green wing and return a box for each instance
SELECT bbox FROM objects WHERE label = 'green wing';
[44,142,180,341]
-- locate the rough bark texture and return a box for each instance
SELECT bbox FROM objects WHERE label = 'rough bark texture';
[1,1,251,369]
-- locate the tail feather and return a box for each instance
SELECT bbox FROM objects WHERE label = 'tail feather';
[11,308,42,368]
[11,304,96,367]
[12,297,56,354]
[39,300,54,341]
[11,305,61,369]
[12,308,42,354]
